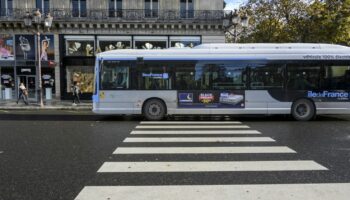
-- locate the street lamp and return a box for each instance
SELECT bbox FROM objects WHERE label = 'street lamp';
[23,10,53,107]
[223,9,249,43]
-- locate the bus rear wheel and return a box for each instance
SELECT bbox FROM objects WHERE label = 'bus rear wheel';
[291,99,316,121]
[143,99,166,121]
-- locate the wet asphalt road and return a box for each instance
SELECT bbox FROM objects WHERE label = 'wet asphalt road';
[0,111,349,200]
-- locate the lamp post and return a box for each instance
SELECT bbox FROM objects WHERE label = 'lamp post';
[223,9,249,43]
[23,10,53,107]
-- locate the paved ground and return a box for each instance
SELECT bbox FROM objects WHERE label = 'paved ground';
[0,100,92,110]
[0,111,349,200]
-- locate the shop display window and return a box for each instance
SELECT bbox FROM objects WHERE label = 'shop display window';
[97,36,132,52]
[66,66,94,93]
[134,36,168,49]
[65,36,95,56]
[0,67,15,99]
[170,36,201,48]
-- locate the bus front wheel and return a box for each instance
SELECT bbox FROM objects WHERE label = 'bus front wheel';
[291,99,316,121]
[143,99,166,121]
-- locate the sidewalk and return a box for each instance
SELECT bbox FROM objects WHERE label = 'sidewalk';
[0,100,92,110]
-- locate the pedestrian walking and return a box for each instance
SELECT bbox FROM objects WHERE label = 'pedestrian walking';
[72,82,81,105]
[17,83,29,105]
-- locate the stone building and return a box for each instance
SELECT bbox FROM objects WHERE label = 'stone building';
[0,0,225,101]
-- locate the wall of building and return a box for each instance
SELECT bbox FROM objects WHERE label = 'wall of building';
[0,0,226,101]
[12,0,225,11]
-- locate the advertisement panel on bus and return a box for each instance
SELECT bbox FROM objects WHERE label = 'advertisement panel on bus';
[178,91,245,108]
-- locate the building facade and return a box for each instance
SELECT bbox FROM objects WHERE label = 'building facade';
[0,0,225,101]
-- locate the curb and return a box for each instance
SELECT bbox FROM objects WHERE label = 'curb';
[0,106,92,111]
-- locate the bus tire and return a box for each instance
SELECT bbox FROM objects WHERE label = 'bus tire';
[291,99,316,121]
[143,99,166,121]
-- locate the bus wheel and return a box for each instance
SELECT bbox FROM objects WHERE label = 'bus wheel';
[143,99,166,121]
[291,99,316,121]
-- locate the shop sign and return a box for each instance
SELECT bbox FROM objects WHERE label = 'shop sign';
[21,68,32,73]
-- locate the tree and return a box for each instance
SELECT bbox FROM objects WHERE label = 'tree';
[230,0,350,45]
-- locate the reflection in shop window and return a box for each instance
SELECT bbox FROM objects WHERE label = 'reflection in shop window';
[66,66,94,93]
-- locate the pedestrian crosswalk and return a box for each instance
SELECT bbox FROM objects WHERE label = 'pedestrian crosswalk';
[75,120,348,200]
[113,146,296,154]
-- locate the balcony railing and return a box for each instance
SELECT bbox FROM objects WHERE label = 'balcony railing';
[0,9,224,22]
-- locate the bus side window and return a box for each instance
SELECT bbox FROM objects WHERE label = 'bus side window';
[322,65,350,90]
[100,61,130,90]
[287,64,321,90]
[211,62,247,90]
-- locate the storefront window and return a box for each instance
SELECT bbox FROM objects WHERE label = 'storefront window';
[0,67,15,100]
[65,36,95,56]
[66,66,94,93]
[97,36,131,52]
[170,36,201,48]
[42,68,55,90]
[134,36,168,49]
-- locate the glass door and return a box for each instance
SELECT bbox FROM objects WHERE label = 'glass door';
[27,76,36,100]
[17,76,37,101]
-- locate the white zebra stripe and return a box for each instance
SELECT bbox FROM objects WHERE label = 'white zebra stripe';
[97,160,327,173]
[113,146,296,154]
[123,137,275,143]
[75,183,349,200]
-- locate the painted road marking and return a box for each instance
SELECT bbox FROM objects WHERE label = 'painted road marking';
[131,130,261,134]
[98,160,327,173]
[124,137,275,143]
[113,146,296,154]
[75,183,350,200]
[135,125,250,129]
[140,121,242,125]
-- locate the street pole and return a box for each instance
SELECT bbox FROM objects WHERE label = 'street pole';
[24,11,52,108]
[37,32,44,107]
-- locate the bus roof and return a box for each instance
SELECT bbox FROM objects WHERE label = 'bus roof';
[97,43,350,61]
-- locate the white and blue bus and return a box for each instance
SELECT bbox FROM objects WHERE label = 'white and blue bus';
[93,43,350,121]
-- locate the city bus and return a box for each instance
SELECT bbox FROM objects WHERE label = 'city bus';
[92,43,350,121]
